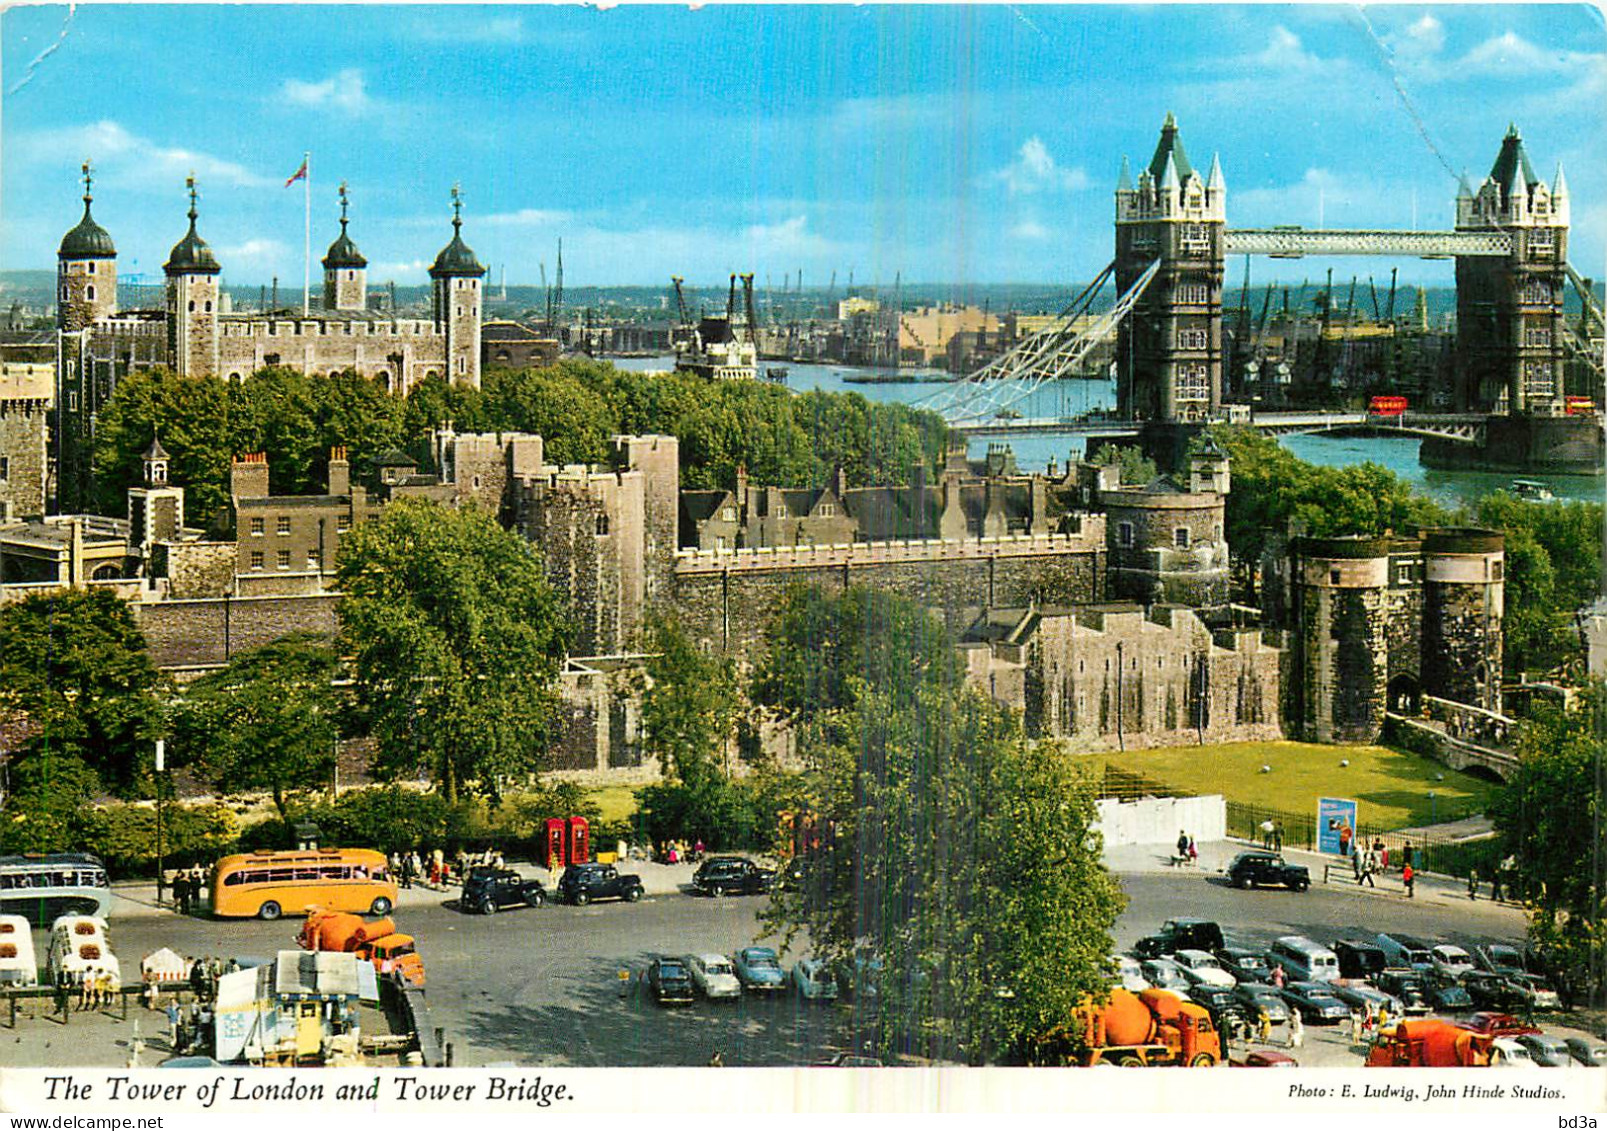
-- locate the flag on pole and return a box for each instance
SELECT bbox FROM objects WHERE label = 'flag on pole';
[285,158,309,188]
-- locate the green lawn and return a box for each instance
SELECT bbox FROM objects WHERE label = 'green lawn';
[587,784,642,824]
[1090,741,1498,831]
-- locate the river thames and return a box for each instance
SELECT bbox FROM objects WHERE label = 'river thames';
[611,356,1605,511]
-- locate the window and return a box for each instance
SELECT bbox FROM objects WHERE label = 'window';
[1523,281,1552,305]
[1528,230,1555,258]
[1177,328,1208,350]
[68,391,79,411]
[250,551,264,571]
[204,300,212,313]
[188,300,195,313]
[0,457,7,481]
[595,514,610,536]
[1492,560,1504,581]
[277,549,291,570]
[1174,527,1190,549]
[1525,326,1552,348]
[1175,363,1210,403]
[720,507,736,523]
[1330,568,1342,584]
[337,515,351,532]
[86,285,95,301]
[1118,522,1134,548]
[274,516,290,536]
[776,505,789,518]
[307,548,321,571]
[249,517,264,536]
[1180,223,1211,253]
[818,503,836,517]
[1397,563,1413,584]
[1177,283,1208,305]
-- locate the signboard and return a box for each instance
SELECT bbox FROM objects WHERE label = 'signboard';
[1316,797,1359,855]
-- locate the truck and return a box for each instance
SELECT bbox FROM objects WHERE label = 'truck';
[1365,1018,1492,1067]
[1070,987,1222,1067]
[297,909,425,988]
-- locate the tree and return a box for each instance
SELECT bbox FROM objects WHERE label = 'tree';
[170,634,342,826]
[1489,685,1606,1005]
[0,588,165,798]
[756,587,1125,1063]
[92,367,235,521]
[1091,443,1157,486]
[640,618,742,792]
[336,498,569,803]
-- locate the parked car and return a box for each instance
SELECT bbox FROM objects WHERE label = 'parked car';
[1224,851,1310,891]
[1462,1011,1542,1038]
[1173,949,1236,988]
[646,957,694,1005]
[1188,984,1256,1038]
[556,863,644,906]
[791,957,840,1002]
[459,868,546,914]
[1279,981,1351,1023]
[1375,932,1435,972]
[1329,982,1404,1018]
[1374,969,1432,1015]
[838,950,883,1001]
[1516,1033,1572,1067]
[1131,918,1224,959]
[1332,939,1388,982]
[1564,1037,1607,1068]
[691,856,776,897]
[1508,972,1561,1010]
[1235,982,1291,1025]
[1138,958,1194,996]
[1428,981,1474,1012]
[1107,955,1150,992]
[1473,943,1527,978]
[1489,1036,1541,1068]
[1428,944,1477,982]
[732,946,786,992]
[1236,1049,1299,1068]
[681,953,741,1001]
[1215,947,1272,986]
[1463,971,1527,1012]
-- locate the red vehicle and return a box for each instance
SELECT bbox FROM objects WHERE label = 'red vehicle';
[1462,1012,1542,1038]
[1235,1049,1299,1068]
[1564,396,1597,416]
[1368,395,1409,417]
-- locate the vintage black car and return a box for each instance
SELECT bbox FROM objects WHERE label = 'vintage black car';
[460,867,547,914]
[1215,947,1273,985]
[556,862,645,906]
[1374,968,1433,1015]
[1462,970,1528,1012]
[646,957,694,1006]
[1187,984,1257,1039]
[1225,851,1310,892]
[691,856,776,897]
[1132,918,1225,959]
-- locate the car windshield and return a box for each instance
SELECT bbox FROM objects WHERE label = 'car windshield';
[659,963,687,977]
[707,961,733,976]
[1238,955,1268,970]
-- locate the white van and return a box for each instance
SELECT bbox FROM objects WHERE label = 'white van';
[1269,935,1341,983]
[0,914,37,986]
[46,915,119,983]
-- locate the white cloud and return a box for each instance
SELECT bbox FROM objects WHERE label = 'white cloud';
[1008,217,1051,242]
[986,137,1089,196]
[217,238,287,263]
[1251,26,1337,73]
[12,120,273,189]
[479,208,573,228]
[1401,14,1445,56]
[281,70,373,115]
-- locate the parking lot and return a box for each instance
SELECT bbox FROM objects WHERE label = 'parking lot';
[9,845,1598,1069]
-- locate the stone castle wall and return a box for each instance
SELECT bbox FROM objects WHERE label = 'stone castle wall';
[134,592,341,670]
[152,539,235,599]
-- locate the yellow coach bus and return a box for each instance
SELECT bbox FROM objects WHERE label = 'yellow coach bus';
[210,848,396,921]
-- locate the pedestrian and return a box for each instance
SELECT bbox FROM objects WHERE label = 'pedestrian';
[1351,850,1363,883]
[1259,819,1275,850]
[100,967,117,1011]
[76,971,91,1011]
[1273,821,1284,852]
[400,853,414,890]
[1270,964,1286,990]
[1403,862,1415,899]
[1256,1010,1272,1045]
[708,1050,724,1067]
[1288,1008,1304,1049]
[1186,836,1198,866]
[1468,866,1479,901]
[1338,822,1353,858]
[1350,1009,1364,1045]
[1361,850,1376,888]
[1176,829,1189,865]
[1402,841,1414,870]
[165,1000,180,1046]
[1374,838,1388,871]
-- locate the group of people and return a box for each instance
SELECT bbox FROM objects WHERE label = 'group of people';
[57,966,118,1012]
[1468,856,1519,902]
[391,847,510,889]
[1256,819,1286,852]
[167,866,208,914]
[658,839,704,865]
[1174,830,1198,866]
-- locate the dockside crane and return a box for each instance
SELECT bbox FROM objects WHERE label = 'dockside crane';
[1386,268,1398,323]
[741,273,759,345]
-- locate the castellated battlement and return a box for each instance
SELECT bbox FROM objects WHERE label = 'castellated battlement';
[673,521,1105,576]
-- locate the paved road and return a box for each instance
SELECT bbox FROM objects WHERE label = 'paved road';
[18,865,1536,1068]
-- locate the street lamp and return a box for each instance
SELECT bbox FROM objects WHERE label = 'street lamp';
[155,738,166,905]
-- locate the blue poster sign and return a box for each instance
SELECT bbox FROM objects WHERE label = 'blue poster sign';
[1317,797,1359,855]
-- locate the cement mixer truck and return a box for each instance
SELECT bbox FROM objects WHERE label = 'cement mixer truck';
[1365,1018,1493,1067]
[1070,987,1222,1066]
[298,909,425,988]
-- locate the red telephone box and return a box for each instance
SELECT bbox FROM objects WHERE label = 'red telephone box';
[544,818,567,869]
[568,816,590,866]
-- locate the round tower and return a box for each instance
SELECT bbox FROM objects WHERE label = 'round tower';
[163,176,222,378]
[429,185,486,390]
[1420,528,1504,714]
[1291,535,1392,743]
[1102,476,1228,607]
[57,161,118,333]
[322,181,368,312]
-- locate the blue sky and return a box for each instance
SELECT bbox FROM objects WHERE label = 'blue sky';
[3,4,1603,288]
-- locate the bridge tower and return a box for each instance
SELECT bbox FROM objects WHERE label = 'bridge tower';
[1114,114,1226,425]
[1454,126,1569,416]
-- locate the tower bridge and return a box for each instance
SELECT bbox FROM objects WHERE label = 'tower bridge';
[928,117,1603,472]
